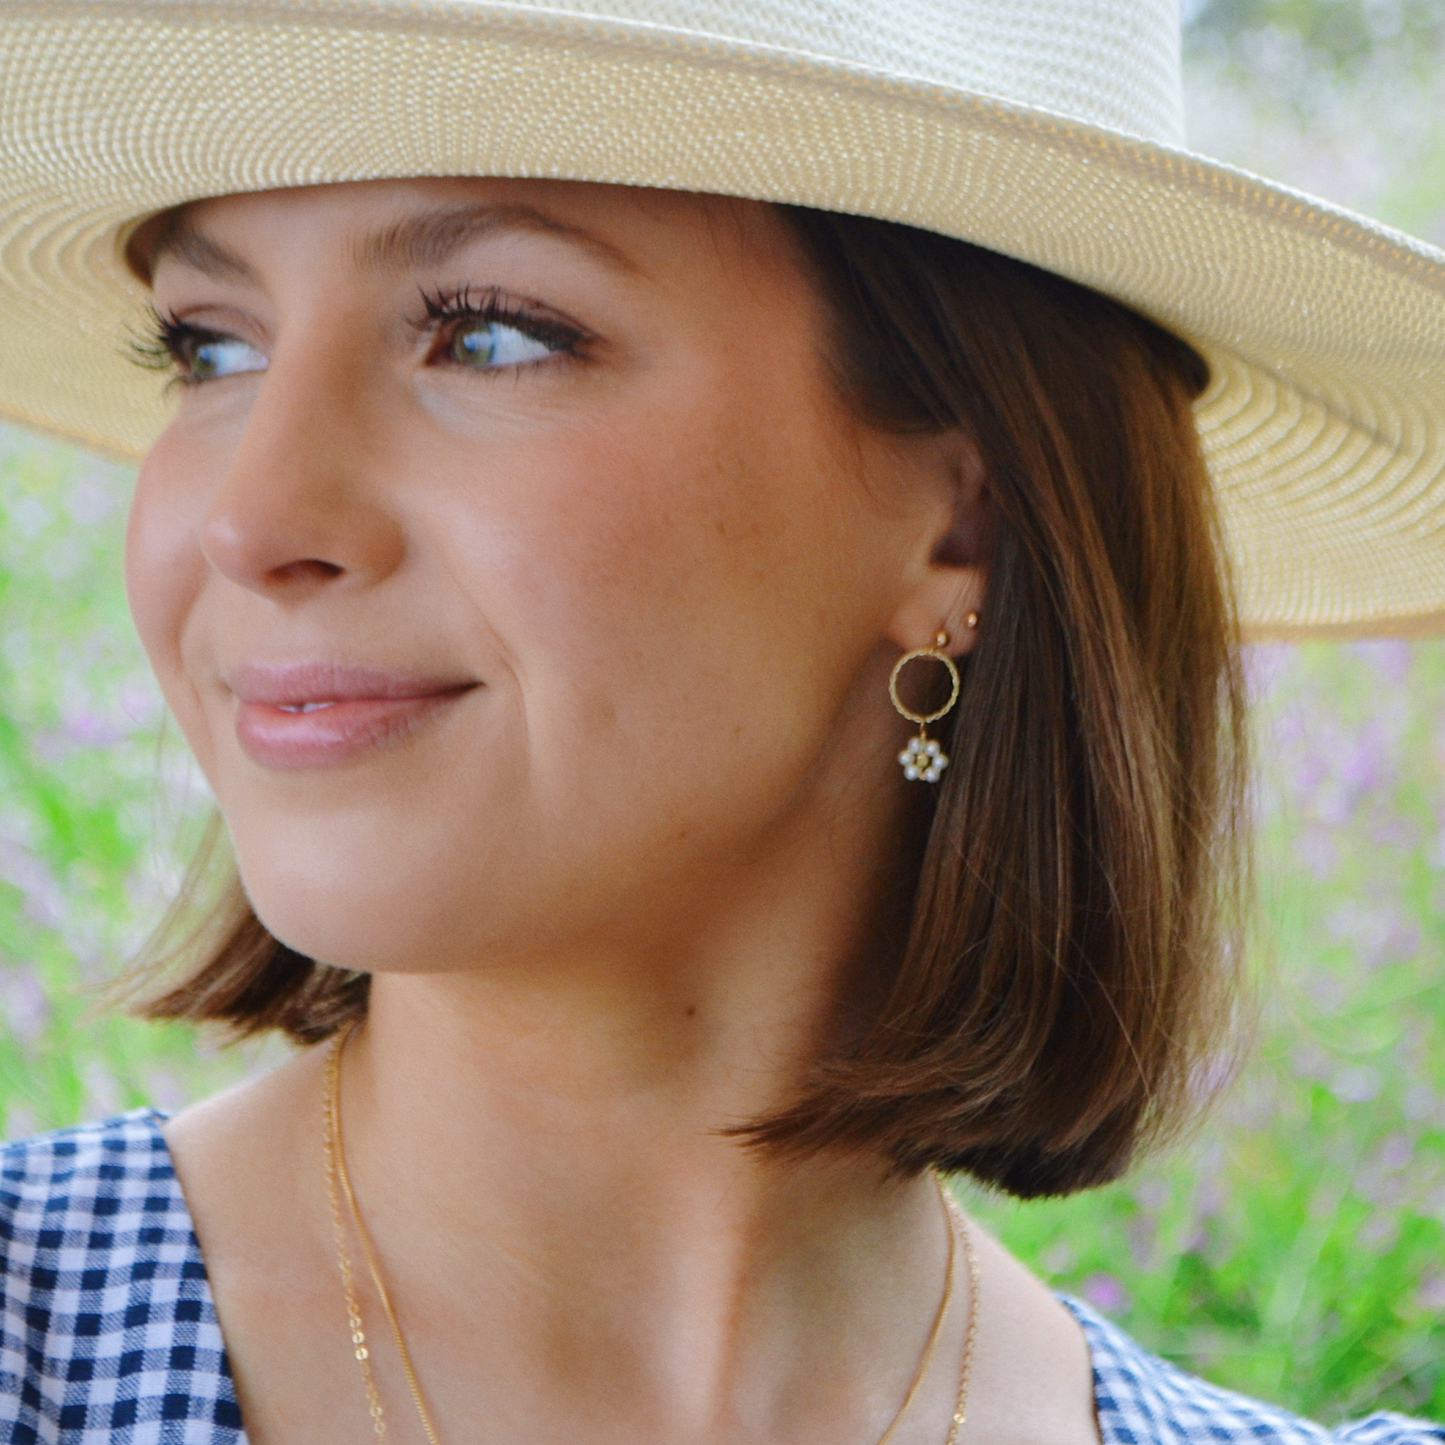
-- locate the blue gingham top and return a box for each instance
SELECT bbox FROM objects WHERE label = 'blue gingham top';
[0,1112,1440,1444]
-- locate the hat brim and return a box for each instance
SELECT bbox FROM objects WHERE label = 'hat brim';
[4,0,1444,635]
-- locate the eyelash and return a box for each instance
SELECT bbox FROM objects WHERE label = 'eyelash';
[128,309,220,383]
[417,285,588,364]
[127,288,588,383]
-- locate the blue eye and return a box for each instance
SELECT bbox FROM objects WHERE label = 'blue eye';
[190,338,267,381]
[450,321,556,369]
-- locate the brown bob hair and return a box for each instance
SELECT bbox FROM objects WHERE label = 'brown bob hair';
[130,207,1248,1200]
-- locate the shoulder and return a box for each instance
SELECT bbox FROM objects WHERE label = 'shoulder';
[0,1112,243,1441]
[1063,1296,1445,1445]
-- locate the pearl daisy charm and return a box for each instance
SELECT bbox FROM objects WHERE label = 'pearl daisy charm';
[889,629,962,785]
[899,734,949,783]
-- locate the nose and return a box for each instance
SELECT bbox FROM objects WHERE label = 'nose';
[200,343,406,600]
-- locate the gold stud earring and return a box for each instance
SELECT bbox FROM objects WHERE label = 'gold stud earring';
[889,631,962,783]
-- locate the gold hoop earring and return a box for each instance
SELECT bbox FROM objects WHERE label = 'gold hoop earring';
[889,631,961,783]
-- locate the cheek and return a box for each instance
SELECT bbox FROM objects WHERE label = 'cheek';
[125,432,216,756]
[443,374,877,810]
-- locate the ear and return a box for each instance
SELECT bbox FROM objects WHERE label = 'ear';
[885,430,989,658]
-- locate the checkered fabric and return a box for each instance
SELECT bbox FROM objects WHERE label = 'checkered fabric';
[0,1114,1438,1443]
[0,1112,241,1444]
[1064,1297,1445,1445]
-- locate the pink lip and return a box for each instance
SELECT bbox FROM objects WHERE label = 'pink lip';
[229,661,477,769]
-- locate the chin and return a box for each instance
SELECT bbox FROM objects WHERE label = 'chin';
[242,878,436,973]
[229,821,496,973]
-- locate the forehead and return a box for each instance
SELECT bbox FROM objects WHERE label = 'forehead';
[131,177,800,287]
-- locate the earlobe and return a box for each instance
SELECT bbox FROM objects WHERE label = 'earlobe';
[887,573,988,657]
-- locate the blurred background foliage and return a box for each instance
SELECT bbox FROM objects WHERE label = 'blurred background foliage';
[0,0,1443,1425]
[1184,0,1445,243]
[1189,0,1444,78]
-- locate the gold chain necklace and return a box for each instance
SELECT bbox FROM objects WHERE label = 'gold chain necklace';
[323,1031,440,1445]
[323,1028,979,1445]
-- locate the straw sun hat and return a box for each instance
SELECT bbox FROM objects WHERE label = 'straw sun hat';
[2,0,1444,635]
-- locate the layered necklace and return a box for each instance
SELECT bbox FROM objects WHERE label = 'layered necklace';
[323,1029,979,1445]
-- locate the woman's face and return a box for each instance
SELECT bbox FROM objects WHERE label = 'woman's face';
[129,179,972,973]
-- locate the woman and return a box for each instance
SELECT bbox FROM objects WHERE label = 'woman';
[0,1,1442,1441]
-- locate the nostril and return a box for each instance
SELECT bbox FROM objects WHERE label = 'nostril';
[199,482,405,594]
[271,558,345,584]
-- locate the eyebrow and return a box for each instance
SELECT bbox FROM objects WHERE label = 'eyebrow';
[147,202,638,284]
[351,203,639,276]
[147,223,258,285]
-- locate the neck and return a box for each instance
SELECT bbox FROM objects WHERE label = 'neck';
[329,974,951,1444]
[316,795,948,1444]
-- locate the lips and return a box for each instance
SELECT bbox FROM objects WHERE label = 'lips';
[229,661,477,769]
